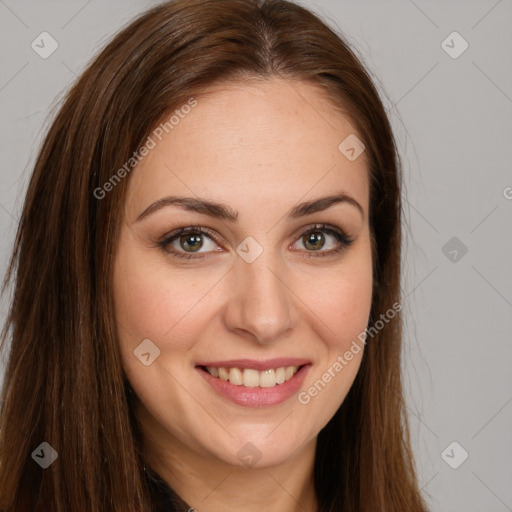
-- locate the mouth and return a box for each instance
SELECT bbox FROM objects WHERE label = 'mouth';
[199,364,304,388]
[195,358,311,407]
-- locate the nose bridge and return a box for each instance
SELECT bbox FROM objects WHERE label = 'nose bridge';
[224,244,295,343]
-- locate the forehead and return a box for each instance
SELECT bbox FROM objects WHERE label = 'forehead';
[125,78,369,220]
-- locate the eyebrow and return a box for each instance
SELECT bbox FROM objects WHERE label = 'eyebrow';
[135,191,364,223]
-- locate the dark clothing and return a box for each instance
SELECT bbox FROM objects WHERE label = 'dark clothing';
[144,465,193,512]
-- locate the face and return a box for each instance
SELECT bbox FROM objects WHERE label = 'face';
[113,78,373,470]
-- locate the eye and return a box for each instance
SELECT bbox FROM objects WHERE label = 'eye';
[290,224,354,258]
[157,223,354,261]
[157,225,221,260]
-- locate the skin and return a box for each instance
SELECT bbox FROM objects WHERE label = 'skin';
[113,78,373,512]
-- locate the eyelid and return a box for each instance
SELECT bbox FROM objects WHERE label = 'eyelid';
[157,224,224,247]
[157,223,354,260]
[289,223,345,243]
[155,225,224,261]
[290,223,354,255]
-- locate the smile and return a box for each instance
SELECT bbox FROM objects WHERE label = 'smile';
[202,365,301,388]
[196,359,312,407]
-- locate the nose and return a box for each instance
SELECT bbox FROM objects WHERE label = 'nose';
[222,249,297,344]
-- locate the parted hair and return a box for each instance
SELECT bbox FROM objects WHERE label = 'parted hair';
[0,0,427,510]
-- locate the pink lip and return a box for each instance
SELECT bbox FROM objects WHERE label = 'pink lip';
[195,358,311,371]
[196,363,311,407]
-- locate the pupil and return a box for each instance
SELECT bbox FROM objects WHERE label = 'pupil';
[305,232,324,251]
[181,233,202,252]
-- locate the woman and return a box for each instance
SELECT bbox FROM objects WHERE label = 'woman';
[0,0,428,510]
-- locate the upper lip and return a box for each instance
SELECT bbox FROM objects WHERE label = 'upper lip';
[195,358,311,371]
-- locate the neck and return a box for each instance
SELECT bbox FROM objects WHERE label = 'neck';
[138,403,318,512]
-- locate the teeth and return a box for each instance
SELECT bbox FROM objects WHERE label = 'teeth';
[229,367,243,386]
[275,367,286,384]
[285,366,295,380]
[259,369,275,388]
[205,365,300,388]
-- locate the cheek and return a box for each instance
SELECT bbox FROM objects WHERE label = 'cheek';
[314,276,372,342]
[292,258,372,424]
[112,247,206,412]
[300,250,373,350]
[113,247,210,351]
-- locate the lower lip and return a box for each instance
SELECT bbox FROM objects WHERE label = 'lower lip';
[197,365,311,407]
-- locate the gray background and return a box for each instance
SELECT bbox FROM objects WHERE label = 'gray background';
[0,1,511,510]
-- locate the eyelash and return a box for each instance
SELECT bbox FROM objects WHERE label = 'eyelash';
[156,223,354,261]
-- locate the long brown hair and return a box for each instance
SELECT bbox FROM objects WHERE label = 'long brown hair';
[0,0,427,510]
